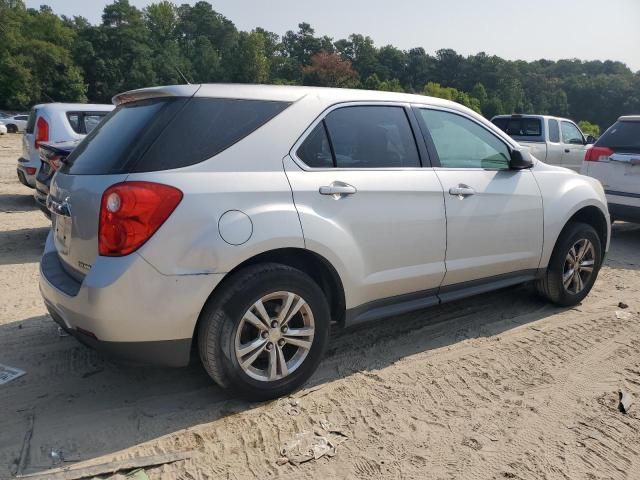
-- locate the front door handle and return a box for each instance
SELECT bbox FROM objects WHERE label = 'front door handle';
[448,185,475,198]
[564,149,571,153]
[319,181,357,198]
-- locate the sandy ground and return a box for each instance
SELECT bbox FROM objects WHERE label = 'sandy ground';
[0,132,639,480]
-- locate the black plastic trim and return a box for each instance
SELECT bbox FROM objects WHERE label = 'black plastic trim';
[344,269,543,328]
[41,251,82,296]
[605,190,640,199]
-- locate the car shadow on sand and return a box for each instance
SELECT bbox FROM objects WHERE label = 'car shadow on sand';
[0,192,40,213]
[605,222,640,271]
[0,226,48,266]
[0,284,564,477]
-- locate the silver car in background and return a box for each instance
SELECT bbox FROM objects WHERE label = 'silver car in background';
[40,85,610,399]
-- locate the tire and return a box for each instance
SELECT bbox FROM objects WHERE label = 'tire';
[6,124,18,134]
[198,263,330,400]
[537,222,602,306]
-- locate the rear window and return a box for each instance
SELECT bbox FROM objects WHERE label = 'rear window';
[492,117,542,138]
[25,109,37,134]
[61,97,290,175]
[597,121,640,152]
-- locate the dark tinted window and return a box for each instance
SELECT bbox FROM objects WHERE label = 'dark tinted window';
[26,109,37,134]
[323,106,420,168]
[597,121,640,151]
[62,97,289,175]
[492,117,542,137]
[67,113,81,133]
[296,122,334,168]
[548,119,560,142]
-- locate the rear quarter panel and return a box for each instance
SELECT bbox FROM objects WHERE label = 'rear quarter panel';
[532,163,610,267]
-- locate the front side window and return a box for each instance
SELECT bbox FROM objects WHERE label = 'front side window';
[420,109,510,169]
[561,121,584,144]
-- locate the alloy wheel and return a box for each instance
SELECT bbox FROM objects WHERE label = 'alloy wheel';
[563,238,596,295]
[234,291,315,382]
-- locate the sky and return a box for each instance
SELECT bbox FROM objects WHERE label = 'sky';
[25,0,640,72]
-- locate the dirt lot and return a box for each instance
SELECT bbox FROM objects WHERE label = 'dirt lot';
[0,132,639,480]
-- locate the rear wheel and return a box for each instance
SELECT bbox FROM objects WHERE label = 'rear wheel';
[198,263,330,400]
[6,124,18,134]
[537,222,602,306]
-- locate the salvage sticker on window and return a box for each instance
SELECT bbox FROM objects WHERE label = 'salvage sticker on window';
[0,364,26,385]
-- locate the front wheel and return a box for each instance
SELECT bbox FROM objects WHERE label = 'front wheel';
[198,263,330,400]
[537,222,602,306]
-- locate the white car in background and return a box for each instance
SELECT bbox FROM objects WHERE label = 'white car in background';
[4,114,29,133]
[17,103,114,188]
[0,122,7,135]
[581,115,640,223]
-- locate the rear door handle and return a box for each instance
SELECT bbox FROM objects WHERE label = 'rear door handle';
[564,149,571,153]
[448,185,475,198]
[319,182,357,198]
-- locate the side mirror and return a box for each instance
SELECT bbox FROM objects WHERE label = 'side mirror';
[509,148,534,170]
[586,135,597,144]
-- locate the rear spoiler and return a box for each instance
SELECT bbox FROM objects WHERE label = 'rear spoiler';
[112,85,201,106]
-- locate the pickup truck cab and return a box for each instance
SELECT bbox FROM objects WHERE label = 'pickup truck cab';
[492,114,596,172]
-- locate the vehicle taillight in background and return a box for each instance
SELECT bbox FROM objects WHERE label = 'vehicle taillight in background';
[99,182,183,257]
[585,146,614,162]
[35,117,49,149]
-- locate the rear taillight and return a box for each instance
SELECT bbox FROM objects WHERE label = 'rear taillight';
[35,117,49,149]
[25,167,36,175]
[585,146,614,162]
[99,182,183,257]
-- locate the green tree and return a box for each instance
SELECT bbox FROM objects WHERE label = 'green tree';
[578,121,600,137]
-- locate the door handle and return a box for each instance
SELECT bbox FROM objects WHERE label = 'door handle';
[564,149,571,153]
[448,185,475,198]
[319,181,357,198]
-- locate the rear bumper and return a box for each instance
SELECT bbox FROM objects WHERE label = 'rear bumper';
[16,158,37,187]
[606,191,640,223]
[39,231,224,367]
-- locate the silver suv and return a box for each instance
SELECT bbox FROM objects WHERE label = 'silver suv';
[40,85,610,399]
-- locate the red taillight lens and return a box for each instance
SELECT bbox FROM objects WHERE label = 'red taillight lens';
[25,167,37,175]
[35,117,49,149]
[99,182,183,257]
[585,146,614,162]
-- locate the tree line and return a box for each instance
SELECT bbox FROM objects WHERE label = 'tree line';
[1,0,639,132]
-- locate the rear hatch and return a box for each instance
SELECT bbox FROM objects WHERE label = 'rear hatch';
[584,119,640,196]
[48,88,290,281]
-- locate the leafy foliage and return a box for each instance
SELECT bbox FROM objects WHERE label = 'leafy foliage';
[1,0,639,131]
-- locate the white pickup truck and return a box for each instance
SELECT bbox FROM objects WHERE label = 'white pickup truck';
[492,114,596,172]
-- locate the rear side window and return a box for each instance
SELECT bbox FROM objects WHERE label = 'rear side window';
[597,121,640,152]
[296,106,421,169]
[26,109,37,134]
[62,97,290,175]
[296,123,334,168]
[548,119,560,142]
[493,117,542,137]
[66,111,110,134]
